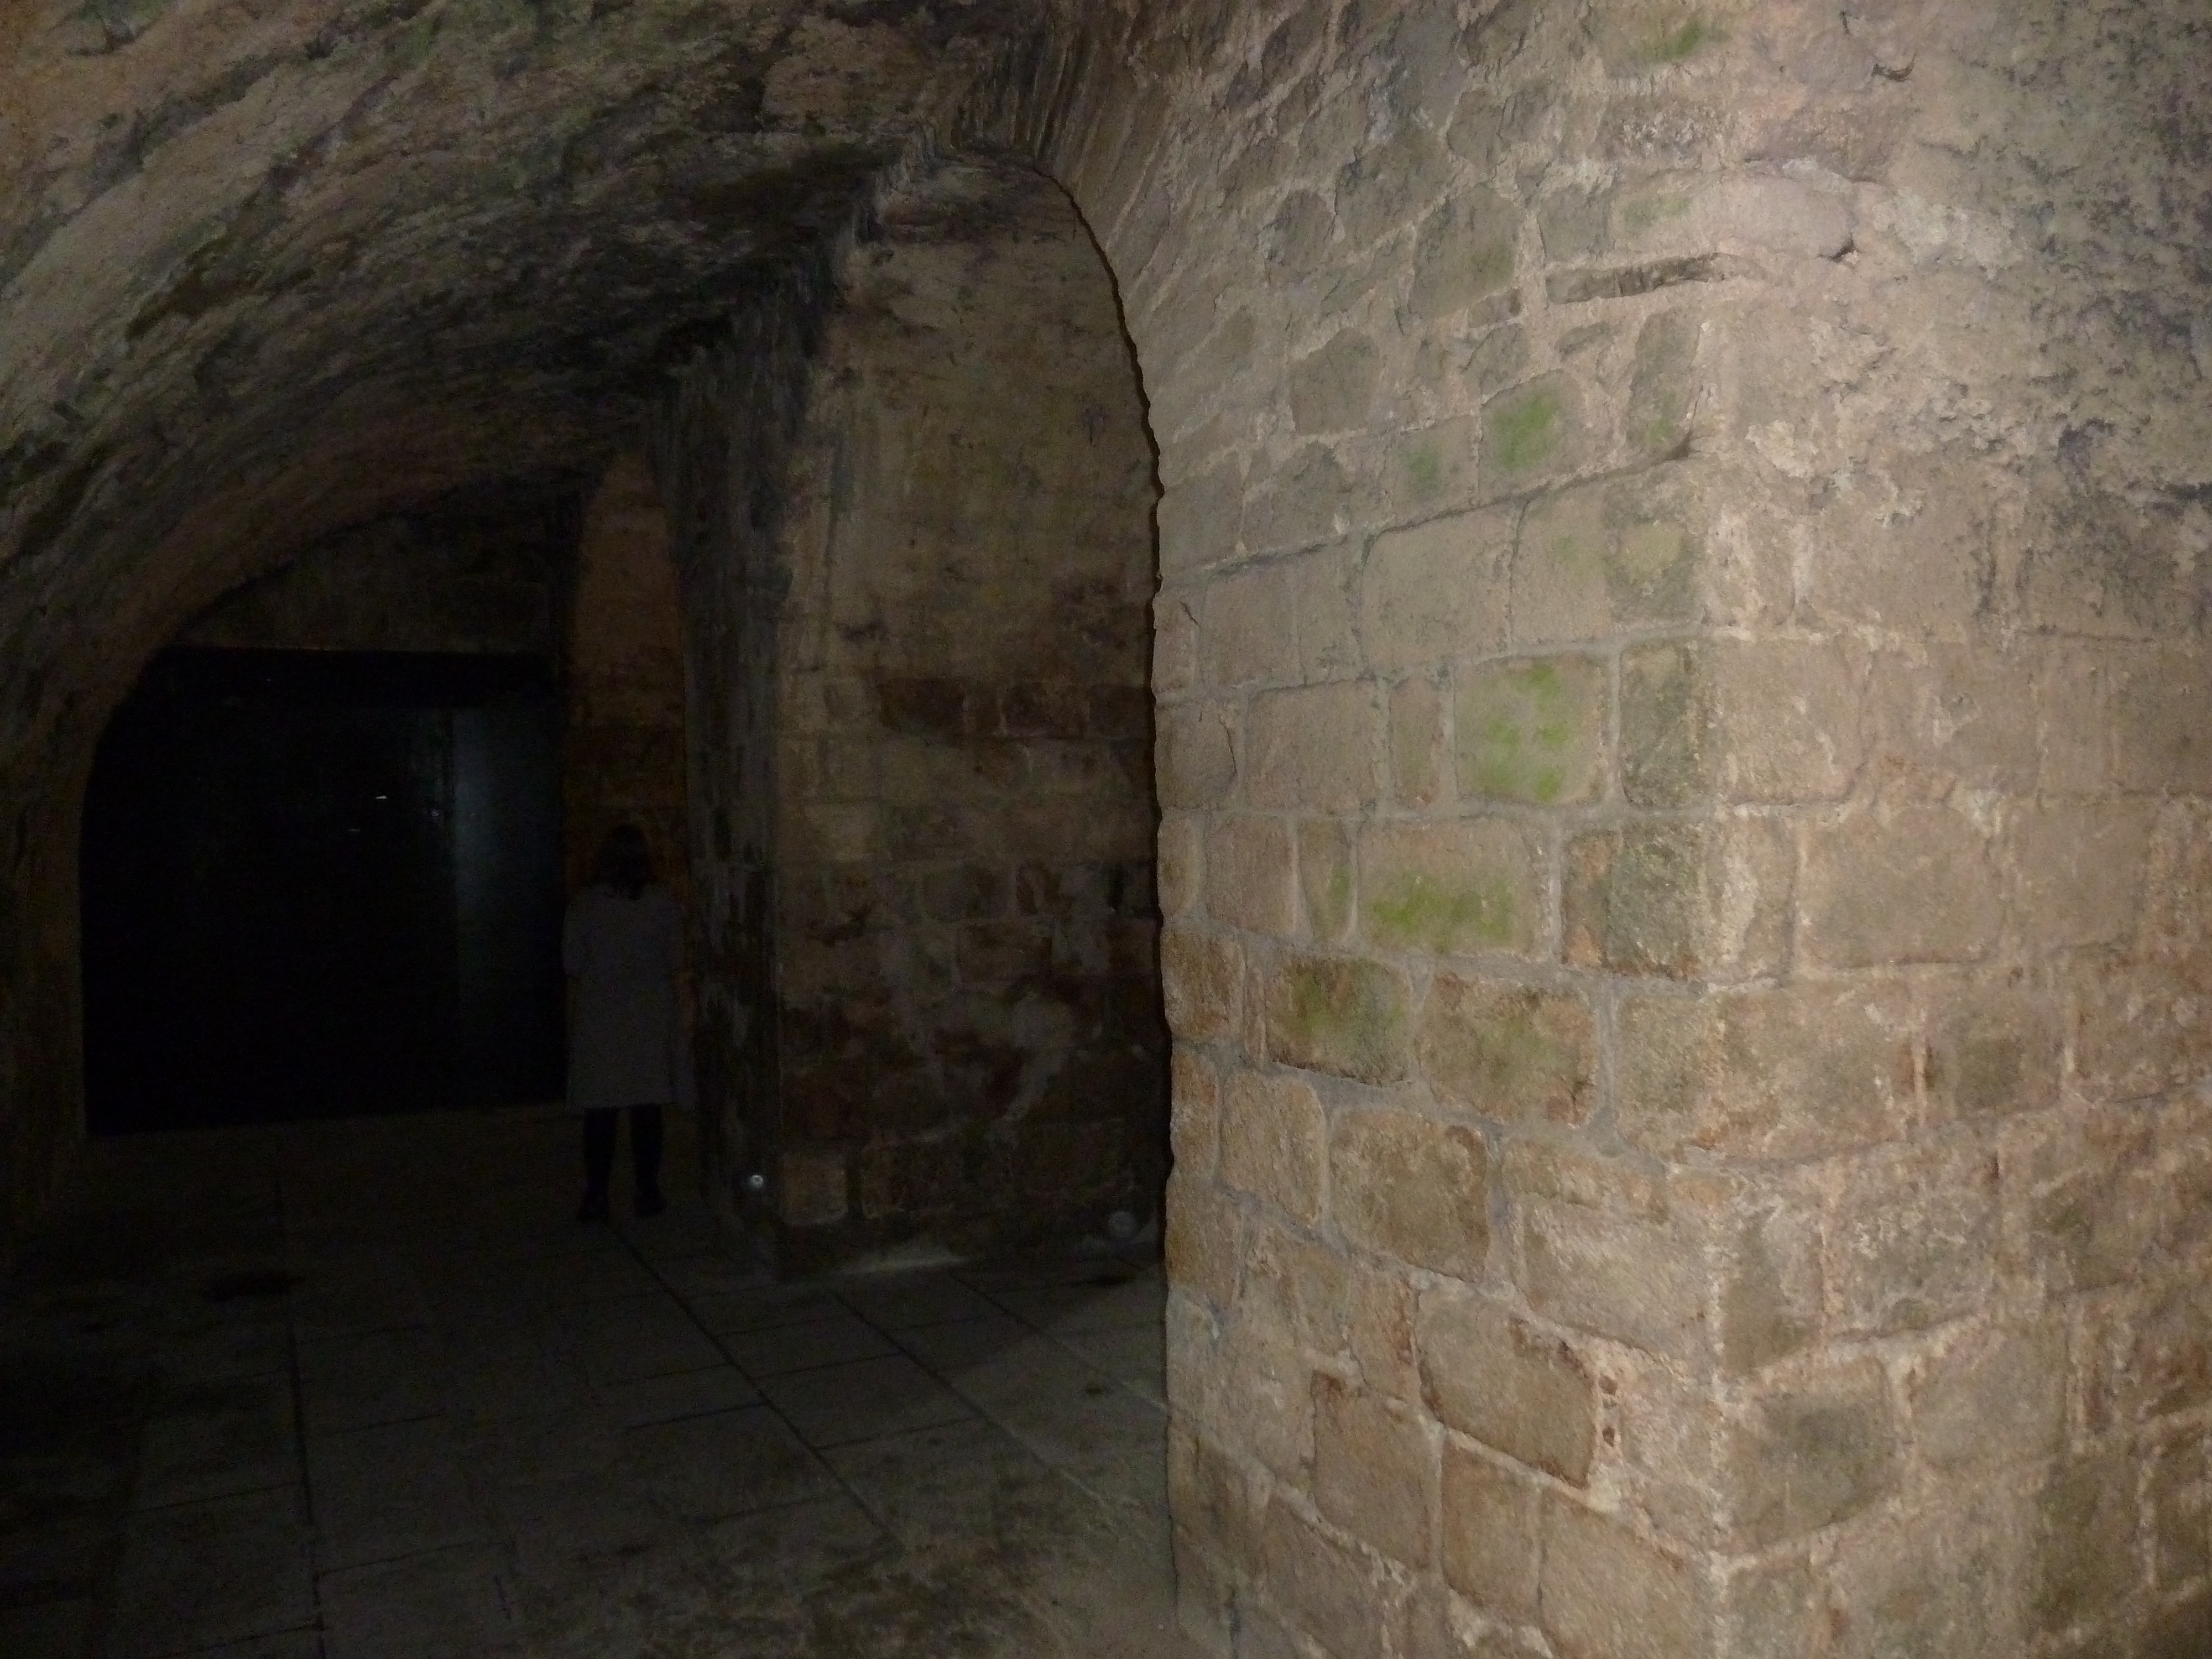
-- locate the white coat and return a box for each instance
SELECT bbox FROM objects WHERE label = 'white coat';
[563,883,684,1111]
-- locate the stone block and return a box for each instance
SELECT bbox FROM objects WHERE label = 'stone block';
[1331,1107,1490,1279]
[2033,640,2110,795]
[2071,960,2212,1105]
[1715,1554,1819,1659]
[1908,1322,2065,1474]
[1514,1161,1709,1362]
[2148,1433,2208,1588]
[1214,1307,1316,1483]
[1201,562,1301,687]
[2117,1278,2212,1426]
[1410,187,1520,321]
[1246,682,1381,811]
[1169,1422,1261,1578]
[1820,1489,2027,1659]
[1539,1496,1708,1659]
[2000,1105,2164,1296]
[1297,818,1355,943]
[2139,799,2212,964]
[1511,473,1702,645]
[1346,1259,1421,1404]
[1405,1580,1547,1658]
[1800,805,2002,968]
[2115,648,2212,795]
[1154,587,1200,692]
[779,1144,850,1225]
[1564,817,1791,980]
[1159,813,1202,920]
[1171,1046,1222,1178]
[857,1136,963,1219]
[1481,375,1588,498]
[1157,700,1239,808]
[1726,1359,1898,1548]
[1290,327,1383,434]
[1620,638,1863,807]
[1361,509,1513,673]
[1439,1444,1541,1621]
[1827,1137,1999,1338]
[1160,925,1243,1044]
[1614,983,1915,1161]
[1242,1214,1354,1354]
[1416,974,1597,1125]
[1866,644,2039,791]
[1264,951,1413,1084]
[1219,1068,1328,1225]
[1206,816,1298,936]
[1923,975,2062,1124]
[1418,1286,1597,1485]
[1312,1374,1436,1567]
[1375,414,1486,524]
[1262,1500,1396,1659]
[1245,442,1355,557]
[1390,675,1447,807]
[1454,654,1606,807]
[1360,819,1544,957]
[1626,309,1701,459]
[1716,1192,1824,1377]
[1293,543,1361,681]
[2032,1453,2138,1637]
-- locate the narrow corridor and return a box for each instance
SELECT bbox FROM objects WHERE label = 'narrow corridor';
[0,1109,1190,1657]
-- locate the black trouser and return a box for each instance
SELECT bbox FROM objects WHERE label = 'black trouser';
[582,1104,665,1203]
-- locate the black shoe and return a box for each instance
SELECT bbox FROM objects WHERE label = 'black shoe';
[577,1192,612,1224]
[635,1190,667,1219]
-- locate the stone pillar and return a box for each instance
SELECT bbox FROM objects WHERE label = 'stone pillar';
[1018,0,2212,1653]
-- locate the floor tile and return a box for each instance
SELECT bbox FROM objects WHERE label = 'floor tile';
[307,1417,488,1571]
[597,1364,759,1427]
[1057,1323,1167,1407]
[622,1406,837,1522]
[319,1543,515,1659]
[296,1326,446,1437]
[682,1282,846,1335]
[556,1295,723,1386]
[888,1312,1029,1375]
[834,1272,1003,1331]
[755,1354,975,1449]
[105,1486,313,1659]
[134,1374,300,1510]
[719,1311,898,1378]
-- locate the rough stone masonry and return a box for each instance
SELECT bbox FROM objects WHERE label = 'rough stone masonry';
[3,1,2211,1655]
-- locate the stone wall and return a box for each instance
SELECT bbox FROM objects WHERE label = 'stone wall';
[766,160,1164,1265]
[966,1,2212,1654]
[564,455,689,903]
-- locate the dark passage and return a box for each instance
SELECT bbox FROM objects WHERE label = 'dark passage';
[82,649,564,1131]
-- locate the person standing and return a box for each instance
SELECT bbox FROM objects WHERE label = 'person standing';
[565,823,683,1222]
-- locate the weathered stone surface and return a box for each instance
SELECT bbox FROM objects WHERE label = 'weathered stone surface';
[1564,817,1792,980]
[1417,975,1596,1125]
[1727,1360,1898,1547]
[1219,1069,1327,1226]
[1331,1107,1489,1279]
[1615,984,1916,1161]
[1311,1374,1436,1568]
[1264,952,1413,1084]
[1455,655,1606,807]
[1360,820,1545,958]
[1418,1287,1595,1485]
[1799,805,2004,967]
[1439,1446,1540,1621]
[1540,1498,1707,1659]
[1362,510,1514,673]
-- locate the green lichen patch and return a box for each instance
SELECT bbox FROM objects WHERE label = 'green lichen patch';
[1489,385,1563,474]
[1368,871,1520,954]
[1643,15,1720,65]
[1265,954,1411,1084]
[1455,655,1605,805]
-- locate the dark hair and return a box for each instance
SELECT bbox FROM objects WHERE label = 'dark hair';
[592,824,652,899]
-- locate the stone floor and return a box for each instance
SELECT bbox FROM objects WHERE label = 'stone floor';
[0,1107,1196,1657]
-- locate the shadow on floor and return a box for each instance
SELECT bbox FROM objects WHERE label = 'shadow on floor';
[0,1107,1196,1658]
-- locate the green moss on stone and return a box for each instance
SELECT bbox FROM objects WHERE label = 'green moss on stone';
[1369,872,1519,953]
[1270,956,1409,1083]
[1457,656,1603,805]
[1645,16,1719,64]
[1489,387,1563,476]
